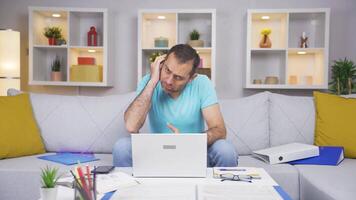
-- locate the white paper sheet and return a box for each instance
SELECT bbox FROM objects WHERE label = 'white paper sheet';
[197,184,283,200]
[110,183,196,200]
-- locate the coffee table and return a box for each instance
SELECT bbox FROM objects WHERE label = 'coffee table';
[55,167,292,200]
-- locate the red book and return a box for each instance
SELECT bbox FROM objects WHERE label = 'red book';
[78,57,95,65]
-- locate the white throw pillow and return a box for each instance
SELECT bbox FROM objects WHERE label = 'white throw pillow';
[219,92,269,155]
[269,93,315,146]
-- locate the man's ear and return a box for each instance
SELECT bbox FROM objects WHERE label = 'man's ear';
[189,73,198,82]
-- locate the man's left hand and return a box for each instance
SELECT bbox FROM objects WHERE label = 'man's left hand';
[167,123,180,133]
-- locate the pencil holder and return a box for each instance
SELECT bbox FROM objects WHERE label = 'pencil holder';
[73,175,96,200]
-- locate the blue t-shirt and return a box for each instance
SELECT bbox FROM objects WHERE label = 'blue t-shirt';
[137,74,218,133]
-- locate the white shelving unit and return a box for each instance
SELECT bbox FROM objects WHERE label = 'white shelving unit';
[138,9,216,85]
[29,7,114,86]
[246,8,330,89]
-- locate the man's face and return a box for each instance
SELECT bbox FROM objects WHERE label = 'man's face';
[160,53,195,97]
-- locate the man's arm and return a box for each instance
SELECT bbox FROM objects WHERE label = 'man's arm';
[124,55,166,133]
[202,104,226,145]
[124,80,157,133]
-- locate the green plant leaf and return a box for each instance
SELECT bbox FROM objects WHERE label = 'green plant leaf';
[40,165,60,188]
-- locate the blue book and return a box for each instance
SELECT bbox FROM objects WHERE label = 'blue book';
[38,152,99,165]
[288,146,344,166]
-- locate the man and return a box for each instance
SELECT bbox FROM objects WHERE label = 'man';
[113,44,237,167]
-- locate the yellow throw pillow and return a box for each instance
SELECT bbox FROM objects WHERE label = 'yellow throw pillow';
[0,93,45,159]
[314,91,356,158]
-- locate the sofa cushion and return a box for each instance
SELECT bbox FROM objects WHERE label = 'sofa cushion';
[0,93,45,159]
[296,158,356,200]
[314,92,356,158]
[269,93,315,146]
[0,153,112,200]
[220,92,269,155]
[27,92,136,153]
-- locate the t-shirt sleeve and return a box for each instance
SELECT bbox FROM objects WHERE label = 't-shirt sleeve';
[136,74,151,95]
[199,75,218,109]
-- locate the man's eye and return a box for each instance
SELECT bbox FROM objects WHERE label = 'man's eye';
[164,67,170,73]
[174,76,183,81]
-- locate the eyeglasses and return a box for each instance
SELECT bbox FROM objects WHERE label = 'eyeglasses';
[219,173,260,183]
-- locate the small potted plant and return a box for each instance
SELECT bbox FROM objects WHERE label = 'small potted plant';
[259,28,272,48]
[329,57,356,95]
[187,29,204,47]
[149,51,165,63]
[51,56,62,81]
[40,166,60,200]
[43,26,62,45]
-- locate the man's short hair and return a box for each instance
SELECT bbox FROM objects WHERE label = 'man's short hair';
[166,44,200,76]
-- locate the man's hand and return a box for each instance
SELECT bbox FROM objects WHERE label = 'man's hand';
[167,123,180,134]
[150,54,166,84]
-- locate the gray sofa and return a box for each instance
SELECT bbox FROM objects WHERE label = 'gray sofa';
[0,91,355,200]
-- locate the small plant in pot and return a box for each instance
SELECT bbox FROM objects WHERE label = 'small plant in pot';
[40,166,60,200]
[43,26,62,45]
[187,29,204,47]
[329,57,356,95]
[51,56,62,81]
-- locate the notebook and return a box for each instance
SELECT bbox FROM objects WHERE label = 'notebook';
[38,153,99,165]
[288,146,344,166]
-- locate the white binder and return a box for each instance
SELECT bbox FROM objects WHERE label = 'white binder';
[253,143,319,164]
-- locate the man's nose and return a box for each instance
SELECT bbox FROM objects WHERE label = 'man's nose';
[166,75,174,84]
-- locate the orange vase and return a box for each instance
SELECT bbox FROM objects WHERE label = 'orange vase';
[259,35,272,48]
[51,71,62,81]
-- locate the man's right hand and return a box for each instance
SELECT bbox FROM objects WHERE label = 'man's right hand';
[150,54,166,84]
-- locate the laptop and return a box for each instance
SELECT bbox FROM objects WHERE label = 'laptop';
[131,133,207,178]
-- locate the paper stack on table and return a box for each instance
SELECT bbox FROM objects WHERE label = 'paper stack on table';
[96,171,140,194]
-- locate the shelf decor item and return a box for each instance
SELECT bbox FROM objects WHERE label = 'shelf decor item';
[259,28,272,48]
[70,65,103,82]
[187,29,204,47]
[78,57,95,65]
[87,26,98,46]
[149,51,165,63]
[329,58,356,95]
[154,36,168,47]
[50,56,62,81]
[264,76,279,84]
[43,27,62,45]
[289,75,298,85]
[253,79,263,84]
[300,32,308,48]
[40,165,60,200]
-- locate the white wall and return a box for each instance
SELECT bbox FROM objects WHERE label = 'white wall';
[0,0,355,98]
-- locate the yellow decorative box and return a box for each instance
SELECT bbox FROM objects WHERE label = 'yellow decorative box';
[70,65,103,82]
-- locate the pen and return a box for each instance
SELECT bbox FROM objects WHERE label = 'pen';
[219,168,246,171]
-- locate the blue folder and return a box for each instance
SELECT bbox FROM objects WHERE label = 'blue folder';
[288,146,344,166]
[38,152,99,165]
[274,186,292,200]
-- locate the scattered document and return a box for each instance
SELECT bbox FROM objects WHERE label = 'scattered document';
[57,170,139,194]
[96,171,139,194]
[197,184,284,200]
[213,167,278,186]
[38,153,99,165]
[110,183,196,200]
